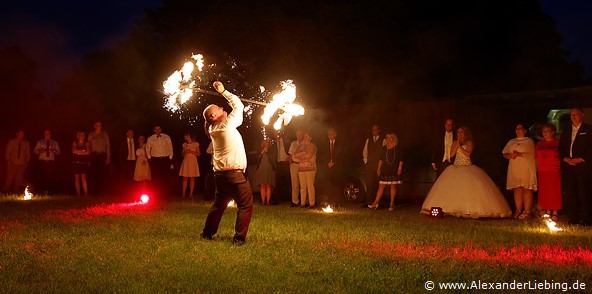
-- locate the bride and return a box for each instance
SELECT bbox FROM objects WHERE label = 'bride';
[421,126,512,218]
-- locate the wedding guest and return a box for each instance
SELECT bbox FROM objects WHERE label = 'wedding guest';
[293,132,317,208]
[287,129,304,207]
[134,135,151,191]
[431,118,455,178]
[146,125,174,197]
[72,131,90,196]
[502,123,537,219]
[3,130,30,194]
[88,121,110,194]
[421,126,511,218]
[535,123,561,221]
[318,128,345,205]
[272,130,290,203]
[368,132,403,211]
[119,129,136,183]
[252,138,276,205]
[558,108,592,226]
[362,124,385,205]
[179,132,200,200]
[33,129,60,194]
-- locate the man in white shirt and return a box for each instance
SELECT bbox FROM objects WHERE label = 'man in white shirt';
[146,125,174,197]
[431,118,455,178]
[33,129,61,194]
[201,81,253,245]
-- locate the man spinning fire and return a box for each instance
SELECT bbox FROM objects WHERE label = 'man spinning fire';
[200,81,253,245]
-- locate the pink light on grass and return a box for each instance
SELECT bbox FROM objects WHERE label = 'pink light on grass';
[39,202,152,223]
[332,240,592,267]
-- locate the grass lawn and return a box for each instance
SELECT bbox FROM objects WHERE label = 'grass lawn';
[1,194,591,293]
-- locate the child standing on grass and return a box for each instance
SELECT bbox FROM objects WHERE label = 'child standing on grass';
[134,136,151,191]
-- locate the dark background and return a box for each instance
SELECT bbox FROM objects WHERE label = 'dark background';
[1,0,591,198]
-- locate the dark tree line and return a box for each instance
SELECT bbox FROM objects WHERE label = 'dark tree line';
[1,0,588,139]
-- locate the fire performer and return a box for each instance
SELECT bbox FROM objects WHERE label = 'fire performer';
[200,81,253,245]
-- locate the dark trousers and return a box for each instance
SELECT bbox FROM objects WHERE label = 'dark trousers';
[564,166,592,224]
[3,162,27,194]
[90,152,108,194]
[364,163,379,204]
[150,157,172,197]
[121,160,136,181]
[274,161,290,202]
[202,171,253,242]
[37,160,56,193]
[320,166,342,206]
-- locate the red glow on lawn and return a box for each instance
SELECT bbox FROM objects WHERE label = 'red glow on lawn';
[333,240,592,267]
[140,194,149,204]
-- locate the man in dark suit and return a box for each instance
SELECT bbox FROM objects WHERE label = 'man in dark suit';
[119,129,136,189]
[431,118,456,179]
[362,124,385,205]
[558,108,592,226]
[272,130,290,203]
[319,128,345,206]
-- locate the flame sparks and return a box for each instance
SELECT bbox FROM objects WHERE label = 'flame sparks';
[23,186,32,200]
[542,214,563,232]
[261,80,305,130]
[163,54,305,130]
[322,205,334,213]
[228,200,236,207]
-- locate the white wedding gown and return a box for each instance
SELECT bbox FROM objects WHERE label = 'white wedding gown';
[421,145,512,218]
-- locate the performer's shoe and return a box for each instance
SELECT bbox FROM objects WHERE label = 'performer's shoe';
[367,204,378,210]
[232,237,245,245]
[200,233,214,240]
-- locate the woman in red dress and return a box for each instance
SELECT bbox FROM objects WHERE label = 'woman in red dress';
[535,123,562,220]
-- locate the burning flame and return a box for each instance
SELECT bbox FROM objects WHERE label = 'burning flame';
[322,205,334,213]
[24,186,32,200]
[228,200,236,207]
[163,54,305,130]
[162,54,205,112]
[542,214,563,232]
[140,194,150,204]
[261,80,305,130]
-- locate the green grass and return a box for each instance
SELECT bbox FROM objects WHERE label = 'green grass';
[1,194,591,293]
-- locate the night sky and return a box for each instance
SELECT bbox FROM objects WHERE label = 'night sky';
[1,1,591,97]
[0,0,162,96]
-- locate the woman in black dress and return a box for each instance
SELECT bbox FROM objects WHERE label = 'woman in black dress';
[368,132,404,211]
[72,131,90,196]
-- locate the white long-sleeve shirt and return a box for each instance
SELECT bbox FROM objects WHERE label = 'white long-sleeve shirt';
[209,90,247,172]
[146,133,173,159]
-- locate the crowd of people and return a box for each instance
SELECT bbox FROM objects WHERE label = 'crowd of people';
[420,108,592,227]
[2,83,591,243]
[0,122,202,199]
